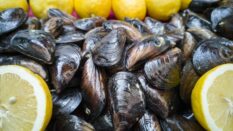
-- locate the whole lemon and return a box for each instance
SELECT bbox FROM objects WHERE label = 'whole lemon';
[146,0,181,21]
[0,0,28,12]
[181,0,192,10]
[112,0,146,20]
[30,0,73,18]
[74,0,111,18]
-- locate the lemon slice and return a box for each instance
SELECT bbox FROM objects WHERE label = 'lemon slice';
[0,65,52,131]
[192,64,233,131]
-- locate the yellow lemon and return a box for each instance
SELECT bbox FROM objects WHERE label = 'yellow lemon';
[146,0,181,21]
[192,64,233,131]
[181,0,192,10]
[30,0,73,18]
[0,65,52,130]
[112,0,147,20]
[0,0,28,12]
[74,0,111,18]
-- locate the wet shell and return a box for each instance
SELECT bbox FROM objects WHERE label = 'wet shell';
[144,48,182,89]
[25,17,41,30]
[125,17,152,35]
[187,27,216,42]
[182,32,197,61]
[92,111,114,131]
[108,72,145,130]
[48,8,76,25]
[43,17,64,38]
[189,0,220,13]
[10,30,56,64]
[74,16,106,31]
[56,31,85,44]
[144,17,165,36]
[0,31,18,53]
[215,15,233,40]
[51,44,82,93]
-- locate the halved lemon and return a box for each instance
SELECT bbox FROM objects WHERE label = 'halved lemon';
[192,64,233,131]
[0,65,52,131]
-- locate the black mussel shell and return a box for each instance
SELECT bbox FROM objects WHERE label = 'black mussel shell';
[0,31,18,53]
[51,44,82,93]
[62,25,77,33]
[92,28,126,67]
[180,60,200,104]
[189,0,220,13]
[92,111,114,131]
[133,110,161,131]
[125,17,152,35]
[144,17,165,36]
[51,88,82,115]
[43,17,64,38]
[211,7,233,31]
[187,27,216,42]
[0,8,27,36]
[138,75,181,119]
[103,20,143,42]
[126,35,175,71]
[10,30,56,64]
[0,55,49,81]
[182,32,197,61]
[192,38,233,75]
[74,16,106,31]
[81,57,106,120]
[108,72,145,130]
[56,31,85,44]
[144,48,182,89]
[160,114,204,131]
[215,15,233,40]
[54,114,95,131]
[48,8,76,25]
[25,17,41,30]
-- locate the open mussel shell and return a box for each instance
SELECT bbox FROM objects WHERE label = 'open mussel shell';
[181,32,197,61]
[0,8,27,36]
[192,38,233,75]
[51,44,82,93]
[126,35,175,71]
[133,110,161,131]
[125,17,152,35]
[43,17,64,38]
[144,17,165,36]
[0,55,49,81]
[138,75,181,119]
[56,31,85,44]
[189,0,220,13]
[74,16,106,31]
[215,15,233,40]
[92,28,126,67]
[179,60,200,104]
[108,72,146,130]
[48,8,76,25]
[144,48,182,89]
[51,88,82,115]
[92,111,114,131]
[81,56,106,120]
[103,20,143,42]
[53,114,95,131]
[10,30,56,64]
[187,27,216,42]
[160,114,204,131]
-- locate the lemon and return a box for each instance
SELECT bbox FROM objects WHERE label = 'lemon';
[30,0,73,18]
[146,0,181,21]
[0,0,28,12]
[0,65,52,131]
[181,0,192,10]
[74,0,111,18]
[192,64,233,131]
[112,0,147,20]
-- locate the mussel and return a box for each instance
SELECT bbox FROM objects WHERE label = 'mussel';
[56,31,85,44]
[43,17,64,38]
[81,56,106,120]
[126,35,175,71]
[48,8,76,25]
[189,0,220,13]
[125,17,152,35]
[74,16,106,31]
[92,111,114,131]
[92,28,126,67]
[215,15,233,40]
[144,17,165,36]
[0,31,18,53]
[10,30,56,64]
[0,8,27,35]
[187,27,216,42]
[51,44,82,93]
[25,17,41,30]
[108,72,145,130]
[182,32,197,61]
[144,48,182,89]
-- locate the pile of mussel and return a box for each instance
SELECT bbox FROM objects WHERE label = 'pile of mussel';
[1,0,233,130]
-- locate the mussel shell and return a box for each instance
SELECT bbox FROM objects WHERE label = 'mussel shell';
[0,31,18,53]
[0,8,27,35]
[51,44,82,93]
[144,17,165,36]
[182,32,197,61]
[10,30,56,64]
[81,56,106,120]
[189,0,220,13]
[56,31,85,44]
[25,17,41,30]
[54,114,95,131]
[220,0,233,7]
[179,60,200,104]
[126,35,175,71]
[51,88,82,115]
[48,8,76,25]
[92,111,114,131]
[138,75,181,119]
[160,114,204,131]
[74,16,106,31]
[92,28,126,67]
[133,110,161,131]
[0,55,48,81]
[108,72,145,130]
[192,38,233,75]
[215,15,233,40]
[187,27,216,42]
[62,25,77,33]
[43,17,64,38]
[144,48,182,89]
[103,20,143,42]
[125,17,152,35]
